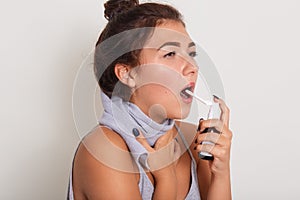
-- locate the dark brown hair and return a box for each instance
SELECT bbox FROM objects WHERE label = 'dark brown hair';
[94,0,184,98]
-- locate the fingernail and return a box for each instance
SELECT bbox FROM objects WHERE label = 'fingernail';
[213,95,219,100]
[197,118,204,131]
[132,128,140,137]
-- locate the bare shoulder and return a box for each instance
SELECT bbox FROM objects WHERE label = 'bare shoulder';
[72,126,141,200]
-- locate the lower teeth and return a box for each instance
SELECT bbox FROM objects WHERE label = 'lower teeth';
[181,91,190,99]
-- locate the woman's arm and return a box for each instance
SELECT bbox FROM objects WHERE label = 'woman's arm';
[134,128,180,200]
[193,97,233,200]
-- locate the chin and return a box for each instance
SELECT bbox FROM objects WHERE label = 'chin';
[181,111,191,119]
[170,107,191,120]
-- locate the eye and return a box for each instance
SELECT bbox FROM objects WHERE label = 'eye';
[189,51,198,58]
[163,51,176,58]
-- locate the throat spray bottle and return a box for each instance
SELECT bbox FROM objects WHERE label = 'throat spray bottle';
[198,100,221,160]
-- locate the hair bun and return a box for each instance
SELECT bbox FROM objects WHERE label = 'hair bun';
[104,0,139,21]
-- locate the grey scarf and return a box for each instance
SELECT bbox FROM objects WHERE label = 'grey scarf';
[99,91,175,168]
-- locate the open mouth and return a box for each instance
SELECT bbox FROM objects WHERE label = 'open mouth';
[180,83,195,99]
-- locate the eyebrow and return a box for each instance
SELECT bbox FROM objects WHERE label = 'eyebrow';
[158,41,196,50]
[158,42,180,50]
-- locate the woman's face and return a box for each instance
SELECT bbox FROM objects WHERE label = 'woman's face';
[130,21,198,123]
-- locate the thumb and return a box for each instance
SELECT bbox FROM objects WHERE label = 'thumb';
[132,128,154,152]
[154,129,173,150]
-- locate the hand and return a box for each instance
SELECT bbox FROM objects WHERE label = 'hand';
[194,96,233,176]
[133,128,181,179]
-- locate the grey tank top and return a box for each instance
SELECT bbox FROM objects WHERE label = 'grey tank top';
[67,124,201,200]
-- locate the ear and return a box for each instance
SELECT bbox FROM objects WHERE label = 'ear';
[114,64,136,88]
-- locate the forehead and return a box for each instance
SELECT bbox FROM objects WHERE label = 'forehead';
[144,21,193,49]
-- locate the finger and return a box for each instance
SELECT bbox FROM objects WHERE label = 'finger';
[194,142,215,154]
[132,128,154,152]
[195,144,229,161]
[213,95,230,127]
[196,132,231,147]
[198,119,226,134]
[210,145,230,161]
[197,118,204,131]
[148,140,179,171]
[198,120,232,140]
[154,129,173,150]
[196,132,222,145]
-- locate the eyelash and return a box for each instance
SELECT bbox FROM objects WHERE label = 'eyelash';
[189,51,197,58]
[163,51,176,58]
[163,51,198,58]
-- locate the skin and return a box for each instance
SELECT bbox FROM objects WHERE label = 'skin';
[130,23,198,121]
[72,20,232,200]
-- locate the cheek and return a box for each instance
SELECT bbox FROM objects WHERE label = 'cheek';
[148,86,175,101]
[158,89,183,116]
[135,85,190,119]
[135,64,188,95]
[137,85,179,106]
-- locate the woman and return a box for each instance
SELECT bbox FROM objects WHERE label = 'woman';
[68,0,233,199]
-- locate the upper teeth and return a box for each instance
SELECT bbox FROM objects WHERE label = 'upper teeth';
[181,88,192,99]
[185,87,192,92]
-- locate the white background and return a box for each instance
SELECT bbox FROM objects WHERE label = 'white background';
[1,0,299,199]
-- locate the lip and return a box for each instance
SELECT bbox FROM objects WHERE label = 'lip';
[180,82,195,104]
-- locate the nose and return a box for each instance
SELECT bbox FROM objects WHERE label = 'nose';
[180,55,198,77]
